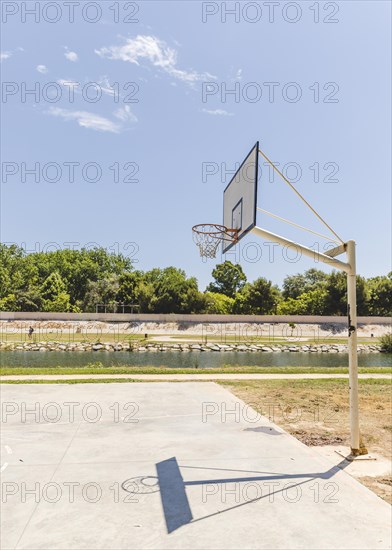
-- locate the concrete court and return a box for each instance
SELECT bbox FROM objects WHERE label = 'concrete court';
[0,382,391,550]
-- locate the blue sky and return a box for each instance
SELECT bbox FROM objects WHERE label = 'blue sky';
[1,0,391,290]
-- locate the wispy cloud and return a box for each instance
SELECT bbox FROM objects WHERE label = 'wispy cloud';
[57,79,77,87]
[57,77,116,98]
[1,47,24,62]
[47,106,138,133]
[114,105,138,123]
[64,50,78,62]
[95,35,216,85]
[47,107,121,133]
[36,65,48,74]
[0,51,11,61]
[202,108,234,117]
[96,76,117,97]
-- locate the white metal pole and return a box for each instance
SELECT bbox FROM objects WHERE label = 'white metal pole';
[251,227,363,454]
[251,226,350,273]
[346,240,361,454]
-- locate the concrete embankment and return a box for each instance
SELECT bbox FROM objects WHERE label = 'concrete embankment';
[0,317,391,338]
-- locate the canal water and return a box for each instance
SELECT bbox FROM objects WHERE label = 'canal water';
[1,351,390,369]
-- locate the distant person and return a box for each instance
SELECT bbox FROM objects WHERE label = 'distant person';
[28,326,34,339]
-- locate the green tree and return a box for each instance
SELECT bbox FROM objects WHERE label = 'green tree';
[0,244,39,307]
[203,292,234,314]
[83,276,120,312]
[367,273,392,316]
[14,289,43,312]
[207,261,247,298]
[1,243,391,317]
[323,272,368,315]
[137,280,156,313]
[39,272,74,312]
[278,288,328,315]
[117,271,144,304]
[140,267,204,313]
[40,272,66,301]
[184,285,206,314]
[282,269,328,299]
[233,278,281,314]
[0,294,17,311]
[44,292,74,313]
[26,247,133,306]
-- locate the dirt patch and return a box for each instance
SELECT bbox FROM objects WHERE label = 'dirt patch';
[222,379,392,502]
[359,476,392,504]
[291,430,346,446]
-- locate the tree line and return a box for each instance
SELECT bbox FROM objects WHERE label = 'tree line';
[0,244,391,316]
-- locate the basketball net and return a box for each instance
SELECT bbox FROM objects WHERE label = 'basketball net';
[192,224,238,259]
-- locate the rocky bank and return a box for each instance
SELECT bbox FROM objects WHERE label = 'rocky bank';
[0,341,383,353]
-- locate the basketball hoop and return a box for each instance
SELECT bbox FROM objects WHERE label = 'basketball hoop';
[192,224,239,259]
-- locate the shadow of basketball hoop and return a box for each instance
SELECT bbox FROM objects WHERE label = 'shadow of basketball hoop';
[121,476,160,494]
[148,456,349,534]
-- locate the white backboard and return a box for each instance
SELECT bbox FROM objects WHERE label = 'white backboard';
[223,142,259,253]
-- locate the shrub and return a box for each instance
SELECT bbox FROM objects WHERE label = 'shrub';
[379,333,392,353]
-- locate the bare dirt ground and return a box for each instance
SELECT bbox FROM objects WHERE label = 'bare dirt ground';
[359,476,392,503]
[222,379,392,503]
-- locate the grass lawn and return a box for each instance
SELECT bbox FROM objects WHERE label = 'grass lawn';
[221,378,392,503]
[1,365,391,376]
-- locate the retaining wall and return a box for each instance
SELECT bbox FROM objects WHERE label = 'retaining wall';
[0,312,390,325]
